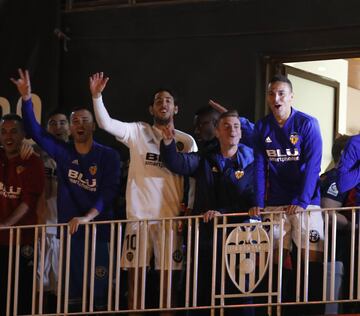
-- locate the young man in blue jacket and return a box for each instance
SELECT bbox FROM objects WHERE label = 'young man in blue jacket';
[11,69,121,312]
[161,110,255,316]
[249,74,323,315]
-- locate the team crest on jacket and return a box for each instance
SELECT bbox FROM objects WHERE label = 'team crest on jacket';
[89,165,97,175]
[289,133,299,145]
[225,224,270,293]
[234,170,244,179]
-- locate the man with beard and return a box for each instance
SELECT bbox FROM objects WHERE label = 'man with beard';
[12,69,121,313]
[89,72,197,315]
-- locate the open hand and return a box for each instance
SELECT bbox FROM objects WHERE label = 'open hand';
[89,72,109,98]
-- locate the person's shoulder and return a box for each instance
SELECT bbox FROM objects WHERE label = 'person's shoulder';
[237,143,254,166]
[293,109,318,124]
[93,142,120,156]
[174,129,196,143]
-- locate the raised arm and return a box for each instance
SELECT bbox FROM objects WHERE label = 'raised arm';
[11,69,66,159]
[90,72,131,141]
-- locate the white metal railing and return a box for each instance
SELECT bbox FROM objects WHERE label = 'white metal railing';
[0,207,360,315]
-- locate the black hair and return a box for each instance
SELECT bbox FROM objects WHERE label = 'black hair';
[151,88,178,106]
[69,106,94,120]
[332,134,351,163]
[268,74,293,92]
[1,113,24,130]
[195,106,221,118]
[47,109,68,122]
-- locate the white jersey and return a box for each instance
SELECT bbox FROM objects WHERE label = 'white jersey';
[93,96,197,220]
[37,150,58,234]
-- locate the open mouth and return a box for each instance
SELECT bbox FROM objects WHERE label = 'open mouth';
[274,104,281,109]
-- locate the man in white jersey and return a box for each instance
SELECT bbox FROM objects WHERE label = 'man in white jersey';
[89,72,197,314]
[35,110,69,313]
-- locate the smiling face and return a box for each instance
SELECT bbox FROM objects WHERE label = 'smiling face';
[149,91,178,126]
[0,119,25,158]
[215,115,242,149]
[47,113,69,142]
[69,109,95,144]
[267,81,293,124]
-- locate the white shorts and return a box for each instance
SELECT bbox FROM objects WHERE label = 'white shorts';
[121,220,184,270]
[37,233,60,293]
[263,205,324,252]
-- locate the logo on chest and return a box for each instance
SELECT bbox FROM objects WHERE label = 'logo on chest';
[68,169,97,191]
[266,148,300,162]
[0,181,21,199]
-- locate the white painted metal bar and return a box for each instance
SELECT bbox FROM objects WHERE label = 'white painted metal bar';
[82,224,90,312]
[349,209,356,299]
[167,219,174,308]
[267,213,274,316]
[303,211,310,302]
[220,216,227,316]
[89,224,97,312]
[322,210,329,301]
[32,226,39,315]
[159,219,166,308]
[57,226,65,314]
[296,212,302,302]
[13,228,21,316]
[141,220,148,310]
[133,220,141,310]
[6,228,14,316]
[114,222,122,311]
[210,216,217,316]
[107,222,115,310]
[330,211,337,300]
[277,217,284,316]
[64,228,72,314]
[192,217,199,307]
[38,226,46,315]
[185,217,192,307]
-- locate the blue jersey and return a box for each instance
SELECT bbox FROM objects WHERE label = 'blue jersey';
[160,141,255,215]
[254,108,322,208]
[239,117,255,148]
[337,134,360,205]
[22,99,121,238]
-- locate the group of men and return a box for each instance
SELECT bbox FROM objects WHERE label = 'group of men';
[0,68,359,315]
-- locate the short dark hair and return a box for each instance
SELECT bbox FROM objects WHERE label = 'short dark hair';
[69,106,94,120]
[216,109,240,127]
[332,134,351,163]
[1,113,24,130]
[47,109,68,123]
[268,74,293,92]
[151,88,178,106]
[195,106,220,119]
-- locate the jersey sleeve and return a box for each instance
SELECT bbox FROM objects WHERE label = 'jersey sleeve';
[291,118,322,208]
[21,99,67,159]
[253,122,267,208]
[160,140,200,176]
[92,149,121,213]
[239,117,255,148]
[92,96,137,146]
[337,137,360,193]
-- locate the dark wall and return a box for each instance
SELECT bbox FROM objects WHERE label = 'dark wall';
[60,0,360,150]
[0,0,61,115]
